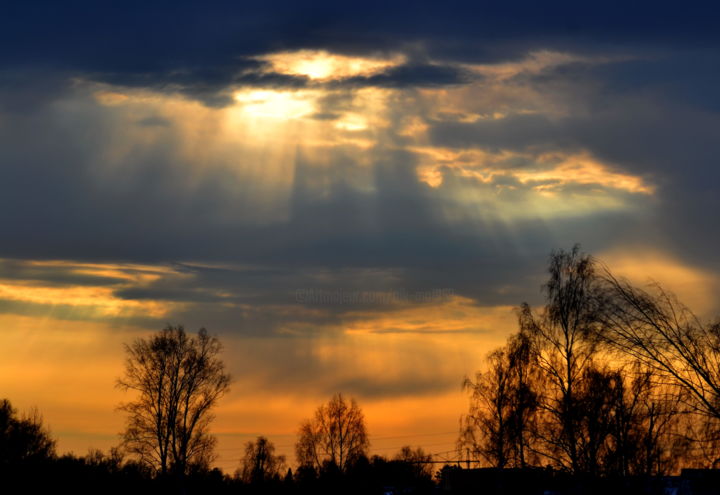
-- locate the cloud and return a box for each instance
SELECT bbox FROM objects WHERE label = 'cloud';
[340,63,474,88]
[0,67,682,319]
[429,113,572,152]
[2,2,718,108]
[135,116,172,127]
[0,0,718,390]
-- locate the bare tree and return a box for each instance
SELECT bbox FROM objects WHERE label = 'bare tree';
[237,436,286,485]
[598,271,720,465]
[296,393,369,473]
[461,246,710,474]
[519,245,602,472]
[394,446,434,480]
[678,414,720,468]
[599,273,720,419]
[117,325,231,477]
[461,346,513,468]
[505,330,539,468]
[548,363,678,477]
[603,366,685,476]
[0,399,55,465]
[460,331,538,468]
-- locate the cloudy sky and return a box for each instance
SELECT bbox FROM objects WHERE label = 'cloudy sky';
[1,1,719,471]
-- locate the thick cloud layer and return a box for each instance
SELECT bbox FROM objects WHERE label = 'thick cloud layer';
[1,1,719,409]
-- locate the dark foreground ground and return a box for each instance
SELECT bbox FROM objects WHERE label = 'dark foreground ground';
[5,462,720,495]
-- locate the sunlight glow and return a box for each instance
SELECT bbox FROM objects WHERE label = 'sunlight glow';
[414,149,654,196]
[258,50,404,81]
[0,259,186,318]
[343,296,514,338]
[598,249,719,316]
[93,91,129,105]
[0,281,170,317]
[514,153,655,195]
[233,89,317,119]
[334,113,369,131]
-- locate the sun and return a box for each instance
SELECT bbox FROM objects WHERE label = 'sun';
[258,50,404,81]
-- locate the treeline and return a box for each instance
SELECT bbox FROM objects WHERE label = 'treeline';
[0,392,434,494]
[460,246,720,477]
[4,245,720,494]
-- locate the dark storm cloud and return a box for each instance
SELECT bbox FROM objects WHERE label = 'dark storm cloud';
[82,60,474,104]
[1,0,719,337]
[3,1,720,106]
[89,60,311,107]
[5,2,720,66]
[340,63,474,88]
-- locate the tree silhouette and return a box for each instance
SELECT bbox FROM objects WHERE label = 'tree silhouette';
[573,364,618,476]
[594,270,720,466]
[601,366,684,476]
[598,273,720,422]
[518,246,603,472]
[117,325,231,478]
[0,398,55,466]
[461,331,539,468]
[296,393,369,473]
[394,445,434,481]
[237,436,286,485]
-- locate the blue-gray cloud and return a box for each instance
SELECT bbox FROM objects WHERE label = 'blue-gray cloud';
[3,2,719,106]
[0,1,719,341]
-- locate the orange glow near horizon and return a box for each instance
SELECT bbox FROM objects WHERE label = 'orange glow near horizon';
[0,303,499,473]
[598,249,720,317]
[2,249,717,472]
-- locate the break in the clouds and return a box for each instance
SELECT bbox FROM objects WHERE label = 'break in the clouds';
[1,0,720,468]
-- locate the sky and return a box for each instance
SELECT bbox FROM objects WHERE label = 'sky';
[1,1,720,473]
